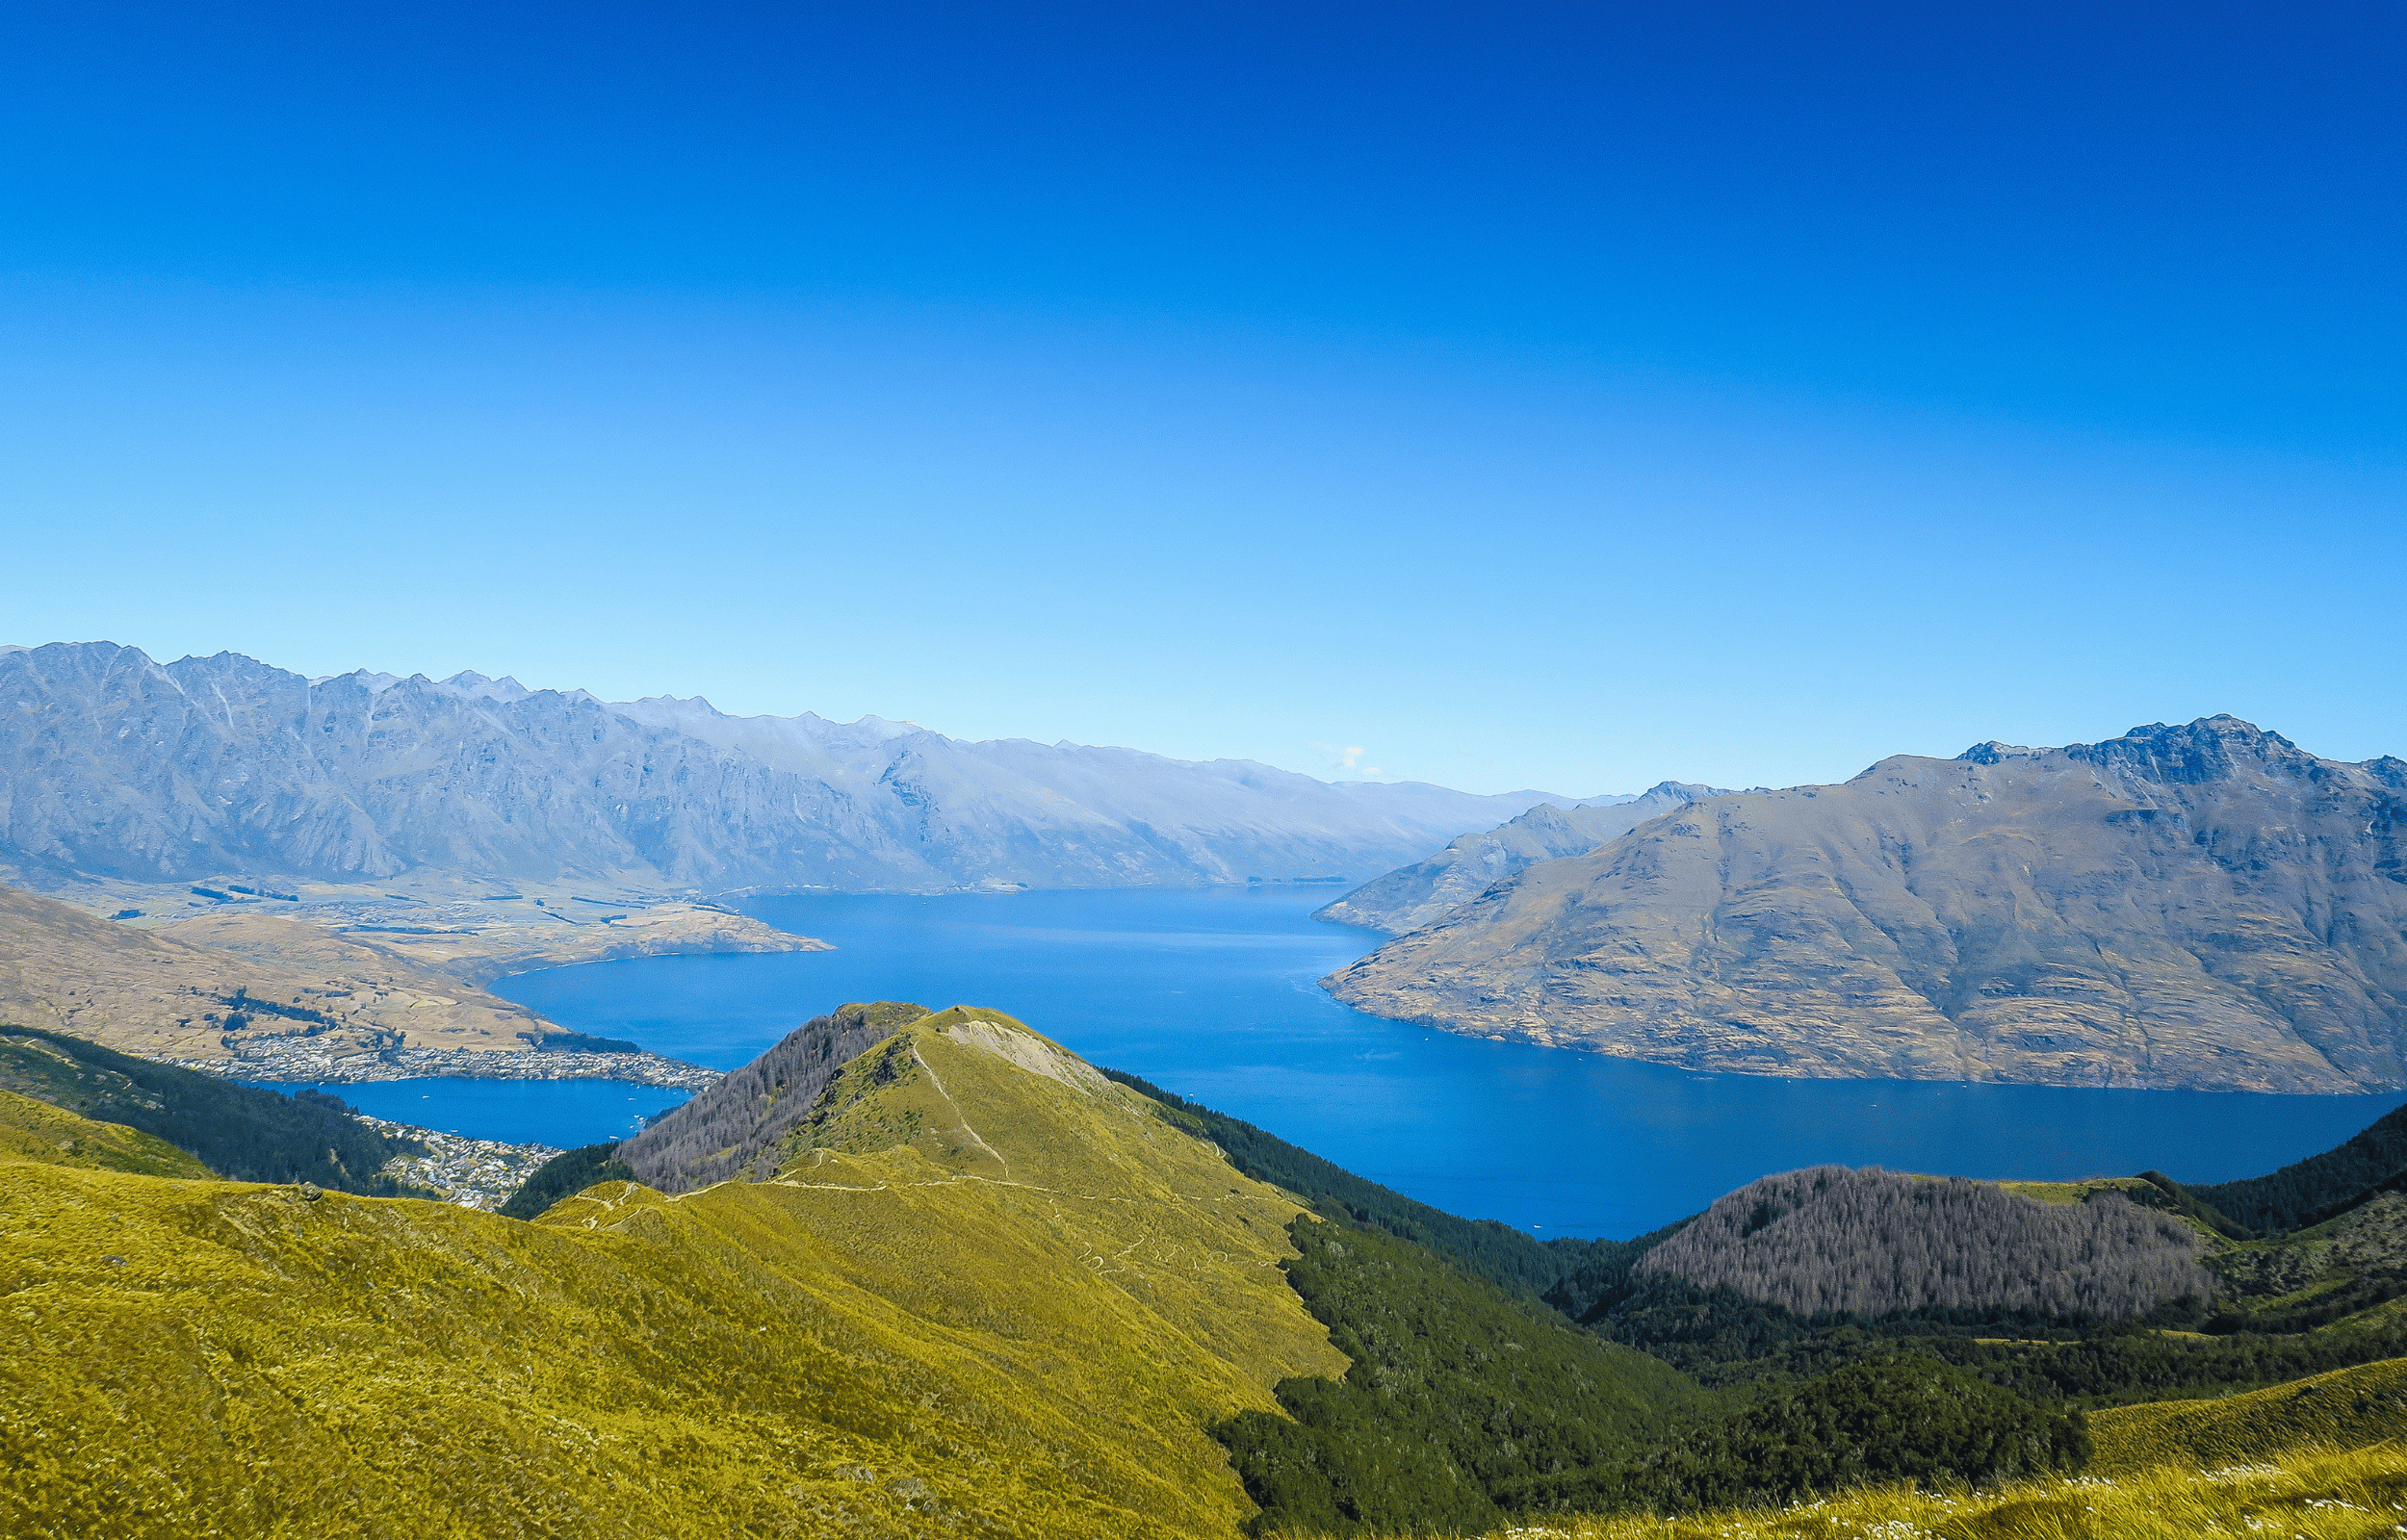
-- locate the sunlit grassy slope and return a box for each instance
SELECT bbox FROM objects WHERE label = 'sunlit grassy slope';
[2086,1355,2407,1475]
[0,1086,208,1178]
[0,1006,1347,1539]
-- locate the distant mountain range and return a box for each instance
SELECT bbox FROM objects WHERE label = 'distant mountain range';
[1315,782,1736,933]
[0,642,1574,895]
[1327,717,2407,1092]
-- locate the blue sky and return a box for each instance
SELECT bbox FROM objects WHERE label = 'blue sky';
[4,2,2400,794]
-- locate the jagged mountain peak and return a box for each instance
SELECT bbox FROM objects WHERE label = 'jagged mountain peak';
[435,670,534,703]
[1954,741,2054,764]
[1954,716,2313,778]
[2067,714,2315,785]
[0,640,1551,892]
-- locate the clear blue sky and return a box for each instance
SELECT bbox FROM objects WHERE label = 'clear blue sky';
[4,2,2399,794]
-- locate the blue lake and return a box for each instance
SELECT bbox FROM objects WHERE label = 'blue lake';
[482,886,2404,1239]
[270,1076,693,1147]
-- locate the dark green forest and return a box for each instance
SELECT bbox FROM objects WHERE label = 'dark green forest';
[0,1023,427,1194]
[1213,1217,1704,1536]
[2185,1102,2407,1232]
[1163,1073,2407,1533]
[1523,1356,2089,1517]
[498,1141,634,1219]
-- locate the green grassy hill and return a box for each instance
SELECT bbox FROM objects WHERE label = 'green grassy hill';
[22,998,2407,1538]
[0,1086,208,1178]
[2090,1355,2407,1475]
[0,1007,1348,1539]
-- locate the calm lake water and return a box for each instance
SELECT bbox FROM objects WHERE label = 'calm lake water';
[473,886,2407,1239]
[270,1076,692,1147]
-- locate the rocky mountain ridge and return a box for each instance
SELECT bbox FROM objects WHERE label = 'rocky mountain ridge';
[0,641,1572,896]
[1315,781,1736,934]
[1326,716,2407,1092]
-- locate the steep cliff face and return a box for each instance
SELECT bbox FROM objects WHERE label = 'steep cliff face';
[1327,718,2407,1092]
[0,642,1560,894]
[1314,783,1733,934]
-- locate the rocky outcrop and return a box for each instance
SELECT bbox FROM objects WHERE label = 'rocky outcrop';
[0,642,1566,894]
[1315,783,1734,934]
[1326,718,2407,1092]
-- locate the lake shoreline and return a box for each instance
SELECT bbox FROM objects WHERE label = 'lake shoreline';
[473,888,2407,1239]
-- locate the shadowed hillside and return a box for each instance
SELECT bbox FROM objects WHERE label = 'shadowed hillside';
[2188,1100,2407,1233]
[0,1087,209,1178]
[0,1023,427,1194]
[614,1000,931,1192]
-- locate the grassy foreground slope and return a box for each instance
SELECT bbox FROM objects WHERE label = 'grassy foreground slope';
[2087,1355,2407,1476]
[0,1006,1346,1540]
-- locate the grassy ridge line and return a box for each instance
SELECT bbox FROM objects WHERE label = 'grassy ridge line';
[2190,1101,2407,1235]
[1099,1066,1591,1296]
[0,1087,209,1178]
[0,1010,1352,1539]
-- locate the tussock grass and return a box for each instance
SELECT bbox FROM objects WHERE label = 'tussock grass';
[2087,1357,2407,1475]
[0,1011,1346,1539]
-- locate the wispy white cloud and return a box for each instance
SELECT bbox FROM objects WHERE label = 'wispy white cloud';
[1310,741,1385,778]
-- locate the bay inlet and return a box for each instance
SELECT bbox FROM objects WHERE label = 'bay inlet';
[449,886,2407,1237]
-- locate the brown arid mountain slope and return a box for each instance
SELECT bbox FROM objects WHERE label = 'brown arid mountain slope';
[0,881,730,1085]
[1327,717,2407,1092]
[1315,782,1735,934]
[160,898,822,989]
